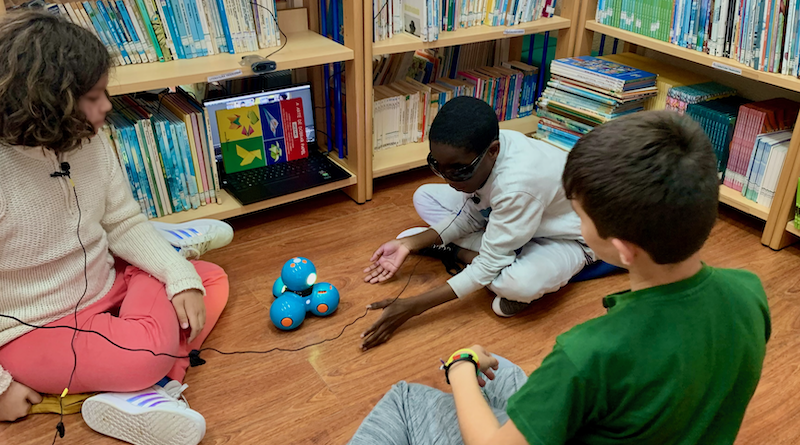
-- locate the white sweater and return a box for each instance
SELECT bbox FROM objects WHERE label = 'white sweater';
[432,130,583,298]
[0,135,204,395]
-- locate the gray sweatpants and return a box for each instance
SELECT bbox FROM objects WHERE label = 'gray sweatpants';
[348,357,528,445]
[412,184,594,303]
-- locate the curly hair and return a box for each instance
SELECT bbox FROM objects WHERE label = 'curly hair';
[0,10,112,152]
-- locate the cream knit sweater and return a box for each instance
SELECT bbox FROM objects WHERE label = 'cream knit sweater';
[0,134,205,396]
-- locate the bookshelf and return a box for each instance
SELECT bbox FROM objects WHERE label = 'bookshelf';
[574,0,800,250]
[373,115,541,178]
[0,3,368,223]
[787,221,800,239]
[148,175,357,223]
[718,185,770,222]
[364,0,581,200]
[108,9,355,95]
[373,17,572,56]
[582,21,800,94]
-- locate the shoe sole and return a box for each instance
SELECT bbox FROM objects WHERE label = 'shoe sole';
[82,398,205,445]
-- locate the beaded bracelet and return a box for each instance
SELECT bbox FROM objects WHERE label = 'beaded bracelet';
[441,348,481,384]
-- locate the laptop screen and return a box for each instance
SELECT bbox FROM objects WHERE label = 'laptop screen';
[203,84,316,173]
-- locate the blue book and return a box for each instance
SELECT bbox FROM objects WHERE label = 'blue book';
[96,1,133,63]
[181,0,206,57]
[215,0,234,53]
[115,0,145,60]
[551,56,657,92]
[79,2,117,60]
[163,111,193,210]
[166,0,193,58]
[85,1,131,64]
[159,0,187,59]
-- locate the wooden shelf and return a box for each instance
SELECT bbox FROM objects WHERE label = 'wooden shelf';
[584,21,800,93]
[151,173,357,223]
[107,9,354,95]
[373,16,571,56]
[787,220,800,238]
[719,185,771,220]
[373,115,539,178]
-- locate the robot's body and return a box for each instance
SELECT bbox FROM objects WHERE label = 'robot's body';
[270,258,340,330]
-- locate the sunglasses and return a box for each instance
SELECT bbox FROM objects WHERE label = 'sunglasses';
[427,141,494,182]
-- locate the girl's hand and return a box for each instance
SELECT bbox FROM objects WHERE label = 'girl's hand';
[0,381,42,422]
[172,289,206,343]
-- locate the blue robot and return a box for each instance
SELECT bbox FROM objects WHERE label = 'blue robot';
[269,258,340,330]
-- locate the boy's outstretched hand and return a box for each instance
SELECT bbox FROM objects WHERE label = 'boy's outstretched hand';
[361,297,420,349]
[363,240,411,283]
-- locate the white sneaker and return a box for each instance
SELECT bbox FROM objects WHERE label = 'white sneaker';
[152,219,234,259]
[82,381,206,445]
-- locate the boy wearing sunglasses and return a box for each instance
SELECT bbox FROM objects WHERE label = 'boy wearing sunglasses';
[361,96,591,350]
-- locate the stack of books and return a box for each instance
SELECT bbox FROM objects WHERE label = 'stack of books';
[372,42,539,150]
[686,96,752,179]
[535,56,657,150]
[723,98,800,204]
[599,52,711,111]
[595,0,800,77]
[33,0,281,65]
[373,0,557,42]
[104,89,222,219]
[665,82,737,114]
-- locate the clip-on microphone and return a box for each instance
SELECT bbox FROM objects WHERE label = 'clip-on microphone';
[51,162,71,178]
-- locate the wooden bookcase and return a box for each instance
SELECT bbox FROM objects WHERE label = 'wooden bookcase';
[362,0,581,200]
[573,0,800,249]
[0,4,368,223]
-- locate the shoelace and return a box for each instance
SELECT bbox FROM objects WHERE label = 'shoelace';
[157,383,190,407]
[175,231,215,259]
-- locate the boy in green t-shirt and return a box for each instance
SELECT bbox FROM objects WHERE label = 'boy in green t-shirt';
[349,110,771,445]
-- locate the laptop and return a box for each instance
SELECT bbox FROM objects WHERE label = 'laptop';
[204,84,351,206]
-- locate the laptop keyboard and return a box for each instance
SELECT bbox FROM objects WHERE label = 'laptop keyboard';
[225,152,335,189]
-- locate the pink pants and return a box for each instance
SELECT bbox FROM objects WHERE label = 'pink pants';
[0,260,229,394]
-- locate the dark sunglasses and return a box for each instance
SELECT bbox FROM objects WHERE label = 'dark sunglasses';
[427,141,494,182]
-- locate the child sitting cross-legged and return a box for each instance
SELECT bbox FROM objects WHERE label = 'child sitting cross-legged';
[0,11,233,445]
[349,110,771,445]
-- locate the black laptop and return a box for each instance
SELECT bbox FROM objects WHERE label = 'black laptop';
[204,84,351,206]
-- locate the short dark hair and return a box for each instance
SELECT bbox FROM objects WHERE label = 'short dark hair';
[563,110,719,264]
[0,10,112,152]
[429,96,499,155]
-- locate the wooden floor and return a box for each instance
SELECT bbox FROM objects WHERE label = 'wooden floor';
[3,169,800,445]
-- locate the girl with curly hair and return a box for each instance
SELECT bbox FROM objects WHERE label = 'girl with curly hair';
[0,10,233,445]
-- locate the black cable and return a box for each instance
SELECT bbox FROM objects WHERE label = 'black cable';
[0,258,424,362]
[251,3,288,60]
[47,173,88,443]
[6,163,466,443]
[374,0,389,20]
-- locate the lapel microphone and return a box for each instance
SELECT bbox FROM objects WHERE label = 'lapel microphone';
[471,195,481,204]
[51,162,71,178]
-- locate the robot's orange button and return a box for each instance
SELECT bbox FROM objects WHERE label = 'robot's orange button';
[281,318,293,327]
[317,304,328,313]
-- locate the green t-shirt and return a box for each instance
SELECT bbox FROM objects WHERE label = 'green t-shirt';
[506,265,771,444]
